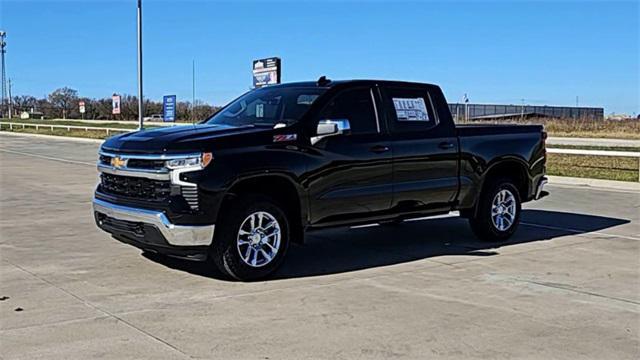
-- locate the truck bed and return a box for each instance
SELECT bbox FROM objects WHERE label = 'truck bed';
[456,123,544,137]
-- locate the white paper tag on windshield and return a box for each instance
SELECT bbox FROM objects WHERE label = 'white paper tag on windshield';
[392,97,430,121]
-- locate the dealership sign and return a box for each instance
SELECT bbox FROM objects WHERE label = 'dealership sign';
[163,95,177,122]
[112,95,121,115]
[252,57,281,88]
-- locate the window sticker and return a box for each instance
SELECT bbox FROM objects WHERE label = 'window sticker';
[392,97,430,122]
[256,103,264,118]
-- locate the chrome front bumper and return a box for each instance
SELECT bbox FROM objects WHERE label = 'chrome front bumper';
[92,198,214,246]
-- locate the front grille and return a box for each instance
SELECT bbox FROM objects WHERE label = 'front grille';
[127,159,166,170]
[99,155,166,171]
[100,173,171,201]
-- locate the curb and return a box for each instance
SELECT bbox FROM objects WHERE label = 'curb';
[0,130,104,144]
[548,175,640,192]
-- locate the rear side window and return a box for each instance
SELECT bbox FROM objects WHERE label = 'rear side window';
[318,88,378,135]
[385,87,439,133]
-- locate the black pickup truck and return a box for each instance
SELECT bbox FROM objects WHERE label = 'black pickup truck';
[93,78,548,280]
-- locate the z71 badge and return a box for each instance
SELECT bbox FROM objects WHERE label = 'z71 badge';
[273,134,297,142]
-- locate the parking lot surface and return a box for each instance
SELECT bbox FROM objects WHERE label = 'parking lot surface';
[1,133,639,359]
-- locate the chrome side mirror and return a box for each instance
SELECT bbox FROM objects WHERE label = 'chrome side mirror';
[311,119,351,145]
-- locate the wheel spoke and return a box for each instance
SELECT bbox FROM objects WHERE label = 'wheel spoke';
[263,241,277,252]
[243,246,253,261]
[259,249,272,262]
[262,220,275,230]
[251,248,258,266]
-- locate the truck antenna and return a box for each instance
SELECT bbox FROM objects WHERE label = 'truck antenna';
[317,76,331,86]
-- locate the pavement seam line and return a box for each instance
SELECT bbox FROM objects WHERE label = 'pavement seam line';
[2,259,194,359]
[517,279,640,306]
[0,148,95,166]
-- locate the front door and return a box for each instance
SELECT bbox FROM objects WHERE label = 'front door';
[305,86,393,225]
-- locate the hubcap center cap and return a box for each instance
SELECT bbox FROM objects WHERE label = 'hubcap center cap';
[250,233,262,245]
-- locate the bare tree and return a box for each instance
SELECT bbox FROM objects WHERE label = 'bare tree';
[48,87,78,119]
[11,95,38,114]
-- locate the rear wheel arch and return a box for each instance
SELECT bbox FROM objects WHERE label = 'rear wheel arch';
[480,159,530,202]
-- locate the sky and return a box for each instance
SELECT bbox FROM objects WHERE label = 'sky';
[1,0,638,114]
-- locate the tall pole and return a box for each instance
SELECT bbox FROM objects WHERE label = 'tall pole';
[0,31,6,118]
[137,0,144,130]
[192,59,195,122]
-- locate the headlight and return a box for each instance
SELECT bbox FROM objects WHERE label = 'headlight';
[166,152,213,169]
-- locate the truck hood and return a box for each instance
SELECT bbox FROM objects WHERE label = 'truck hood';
[101,124,268,153]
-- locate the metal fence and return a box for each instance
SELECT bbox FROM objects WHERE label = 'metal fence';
[449,103,604,121]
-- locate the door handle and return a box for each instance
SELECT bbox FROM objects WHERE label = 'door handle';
[438,142,455,150]
[369,145,390,153]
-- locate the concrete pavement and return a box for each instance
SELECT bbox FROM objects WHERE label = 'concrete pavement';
[1,134,639,359]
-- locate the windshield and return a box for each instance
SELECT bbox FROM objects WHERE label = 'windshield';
[205,87,326,127]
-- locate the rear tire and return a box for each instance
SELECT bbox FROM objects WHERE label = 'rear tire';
[210,195,290,281]
[469,179,521,242]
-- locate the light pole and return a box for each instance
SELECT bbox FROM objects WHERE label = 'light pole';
[137,0,144,130]
[192,59,196,122]
[1,31,6,118]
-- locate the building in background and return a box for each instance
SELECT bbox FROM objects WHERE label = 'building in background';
[448,103,604,121]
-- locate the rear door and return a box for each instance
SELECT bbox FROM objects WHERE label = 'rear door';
[306,86,393,225]
[380,85,459,213]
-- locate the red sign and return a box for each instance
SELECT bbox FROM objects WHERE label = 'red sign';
[79,101,85,114]
[112,95,121,115]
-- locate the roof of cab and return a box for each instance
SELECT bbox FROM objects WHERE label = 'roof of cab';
[265,79,437,89]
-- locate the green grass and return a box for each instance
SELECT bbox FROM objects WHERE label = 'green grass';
[547,153,639,182]
[0,123,127,139]
[1,118,140,129]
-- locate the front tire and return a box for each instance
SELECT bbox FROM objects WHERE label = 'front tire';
[211,195,290,281]
[469,179,521,242]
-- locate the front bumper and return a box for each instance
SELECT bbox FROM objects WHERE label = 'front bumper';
[93,198,215,254]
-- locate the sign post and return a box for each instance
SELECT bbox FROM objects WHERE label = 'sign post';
[252,57,281,88]
[79,101,85,120]
[163,95,176,122]
[112,94,121,118]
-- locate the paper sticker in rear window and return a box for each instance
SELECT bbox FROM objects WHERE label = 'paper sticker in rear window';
[392,97,430,122]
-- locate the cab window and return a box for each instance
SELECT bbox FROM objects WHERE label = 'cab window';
[318,88,378,135]
[385,87,439,133]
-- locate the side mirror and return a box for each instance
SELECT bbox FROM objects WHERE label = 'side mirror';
[316,122,338,136]
[311,119,351,145]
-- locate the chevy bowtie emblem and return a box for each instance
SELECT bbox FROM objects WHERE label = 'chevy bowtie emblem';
[110,156,127,168]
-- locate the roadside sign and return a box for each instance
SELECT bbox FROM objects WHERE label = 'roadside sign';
[252,57,281,88]
[163,95,177,122]
[112,95,121,115]
[79,101,86,114]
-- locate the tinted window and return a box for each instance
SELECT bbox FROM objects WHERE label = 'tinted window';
[385,87,439,133]
[205,87,326,127]
[319,88,378,135]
